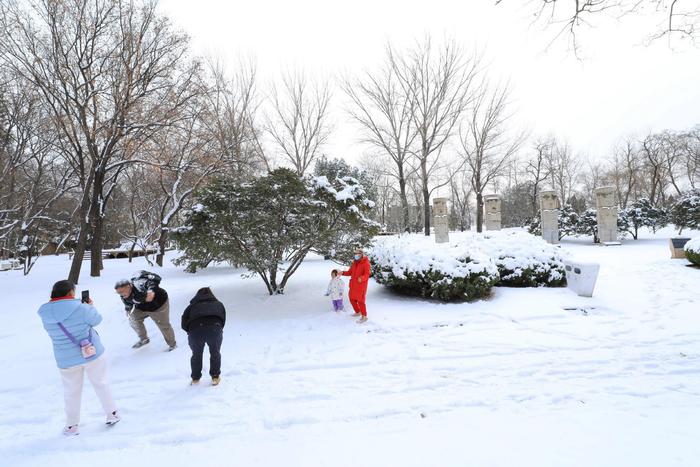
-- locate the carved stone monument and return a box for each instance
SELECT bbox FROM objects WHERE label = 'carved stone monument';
[433,197,450,244]
[539,190,560,244]
[594,186,618,243]
[484,195,502,231]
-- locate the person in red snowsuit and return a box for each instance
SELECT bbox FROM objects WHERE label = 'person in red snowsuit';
[341,248,371,323]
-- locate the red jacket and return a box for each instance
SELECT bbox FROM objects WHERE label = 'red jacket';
[342,256,371,301]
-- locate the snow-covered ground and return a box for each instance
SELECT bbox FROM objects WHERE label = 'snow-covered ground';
[1,228,699,466]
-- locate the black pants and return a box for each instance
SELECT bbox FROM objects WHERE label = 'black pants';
[188,324,223,379]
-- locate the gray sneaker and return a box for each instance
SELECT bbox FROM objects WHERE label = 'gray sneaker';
[132,338,150,349]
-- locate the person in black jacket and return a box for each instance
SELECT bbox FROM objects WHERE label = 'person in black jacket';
[115,271,177,351]
[181,287,226,386]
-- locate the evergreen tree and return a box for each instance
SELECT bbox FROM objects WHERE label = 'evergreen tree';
[558,205,580,240]
[576,209,599,243]
[313,156,378,205]
[670,189,700,235]
[620,198,669,239]
[173,168,378,295]
[525,204,579,240]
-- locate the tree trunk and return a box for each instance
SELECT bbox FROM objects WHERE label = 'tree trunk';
[156,227,168,267]
[269,268,279,295]
[532,183,539,218]
[421,160,430,236]
[90,214,104,277]
[476,192,484,233]
[128,242,136,263]
[398,170,410,232]
[68,223,90,284]
[89,171,105,277]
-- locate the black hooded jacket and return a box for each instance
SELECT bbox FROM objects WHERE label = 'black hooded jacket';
[120,271,167,312]
[181,289,226,332]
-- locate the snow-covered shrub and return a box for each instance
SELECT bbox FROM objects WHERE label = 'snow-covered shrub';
[671,189,700,235]
[620,198,668,239]
[685,237,700,266]
[473,231,567,287]
[525,204,584,241]
[525,214,541,236]
[369,236,499,302]
[369,231,567,302]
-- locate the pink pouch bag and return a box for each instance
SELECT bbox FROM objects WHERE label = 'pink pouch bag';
[57,322,97,360]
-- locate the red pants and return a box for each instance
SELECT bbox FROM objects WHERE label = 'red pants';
[349,298,367,316]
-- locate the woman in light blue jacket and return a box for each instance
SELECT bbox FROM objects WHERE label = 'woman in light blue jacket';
[38,280,120,435]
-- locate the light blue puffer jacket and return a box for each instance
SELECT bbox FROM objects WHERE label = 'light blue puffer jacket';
[38,299,106,369]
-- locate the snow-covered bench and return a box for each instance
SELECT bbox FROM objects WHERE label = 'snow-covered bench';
[0,259,22,271]
[102,245,156,259]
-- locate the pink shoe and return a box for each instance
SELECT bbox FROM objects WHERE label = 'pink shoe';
[63,425,79,436]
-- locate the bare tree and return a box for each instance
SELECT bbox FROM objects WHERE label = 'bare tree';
[267,71,332,175]
[681,126,700,188]
[497,0,700,53]
[115,165,159,263]
[581,158,607,205]
[393,36,480,236]
[659,130,687,196]
[608,137,641,207]
[640,133,670,205]
[343,47,419,231]
[545,139,582,206]
[0,76,76,273]
[205,59,268,181]
[0,0,201,283]
[460,81,524,232]
[149,111,225,266]
[449,171,473,231]
[524,138,553,216]
[357,152,398,228]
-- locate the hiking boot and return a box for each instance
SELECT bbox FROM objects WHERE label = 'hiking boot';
[351,312,361,317]
[167,343,177,352]
[63,425,79,436]
[132,338,150,349]
[211,376,221,386]
[106,411,121,426]
[357,316,368,324]
[191,379,200,385]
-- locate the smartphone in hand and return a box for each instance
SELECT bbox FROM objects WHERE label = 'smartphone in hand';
[81,290,90,304]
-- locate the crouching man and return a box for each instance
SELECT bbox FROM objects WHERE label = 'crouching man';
[115,271,177,351]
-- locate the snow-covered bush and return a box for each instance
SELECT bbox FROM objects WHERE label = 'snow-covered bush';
[620,198,668,239]
[369,236,499,301]
[369,231,567,302]
[473,231,567,287]
[526,204,587,241]
[559,205,582,239]
[671,189,700,235]
[685,237,700,266]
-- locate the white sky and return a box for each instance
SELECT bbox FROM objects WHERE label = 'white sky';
[159,0,700,164]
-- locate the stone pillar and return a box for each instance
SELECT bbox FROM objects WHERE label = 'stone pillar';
[483,195,502,231]
[595,186,618,243]
[539,190,560,244]
[433,197,450,244]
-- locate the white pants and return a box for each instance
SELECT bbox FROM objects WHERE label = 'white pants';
[59,355,116,427]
